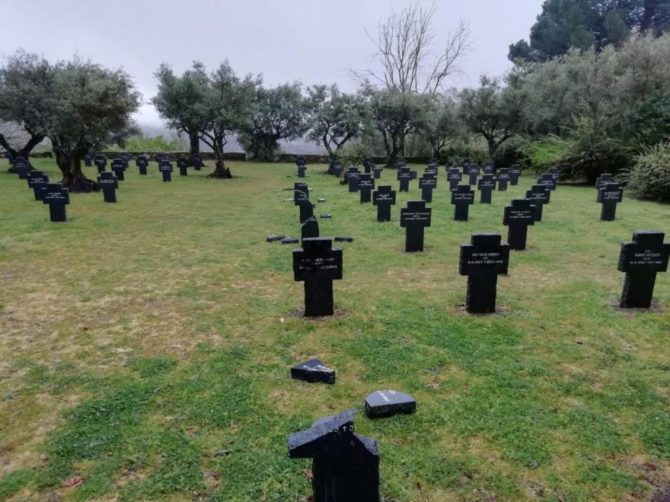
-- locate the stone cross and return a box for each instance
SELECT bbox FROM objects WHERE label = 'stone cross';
[397,167,415,193]
[400,200,432,252]
[111,159,126,181]
[451,184,475,221]
[525,185,551,222]
[293,237,343,317]
[447,168,462,191]
[467,165,480,186]
[294,182,309,205]
[503,199,536,250]
[419,175,437,203]
[477,174,496,204]
[618,231,670,308]
[98,172,119,203]
[595,173,615,190]
[459,233,510,313]
[177,157,189,176]
[373,185,396,222]
[346,167,360,193]
[288,409,379,502]
[363,158,372,174]
[298,198,315,223]
[83,153,93,167]
[14,157,30,179]
[497,168,511,191]
[538,173,557,191]
[597,182,623,221]
[301,217,320,241]
[136,155,149,175]
[159,161,173,182]
[359,174,375,203]
[509,166,521,186]
[42,183,70,222]
[372,164,382,179]
[27,171,49,201]
[94,154,107,173]
[296,156,307,177]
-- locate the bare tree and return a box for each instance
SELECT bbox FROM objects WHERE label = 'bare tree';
[356,2,470,94]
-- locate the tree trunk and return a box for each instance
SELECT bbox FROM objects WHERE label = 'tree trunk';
[188,131,200,158]
[56,149,99,192]
[208,138,232,179]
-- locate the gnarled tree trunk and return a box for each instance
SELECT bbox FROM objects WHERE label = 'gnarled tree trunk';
[55,148,99,192]
[208,136,232,179]
[1,133,44,173]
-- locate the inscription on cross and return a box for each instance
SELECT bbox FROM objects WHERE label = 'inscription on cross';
[136,155,149,175]
[159,161,173,182]
[400,200,432,252]
[497,168,511,191]
[111,159,126,181]
[478,174,496,204]
[447,168,462,191]
[359,174,375,203]
[459,233,510,313]
[419,175,437,203]
[346,167,361,193]
[397,167,415,193]
[503,199,536,250]
[618,231,670,308]
[525,185,551,222]
[27,171,49,201]
[98,172,119,203]
[42,183,70,222]
[451,185,475,221]
[373,185,396,222]
[597,182,623,221]
[293,237,343,317]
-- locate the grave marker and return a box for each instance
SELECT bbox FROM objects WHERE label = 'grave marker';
[296,156,307,177]
[359,174,375,203]
[397,167,415,192]
[159,161,173,182]
[372,185,396,222]
[538,173,557,191]
[419,175,437,203]
[400,200,431,252]
[346,167,360,192]
[298,198,315,223]
[459,233,510,313]
[94,154,107,173]
[478,174,496,204]
[98,172,119,203]
[597,182,623,221]
[111,159,126,181]
[525,185,551,222]
[365,390,416,418]
[42,183,70,222]
[372,164,382,179]
[27,171,49,201]
[293,237,343,317]
[177,157,189,176]
[467,165,480,186]
[136,155,149,175]
[83,153,93,167]
[14,157,30,179]
[192,155,204,170]
[301,217,320,241]
[509,166,521,186]
[288,409,379,502]
[618,231,670,308]
[451,185,475,221]
[503,199,536,250]
[294,182,309,205]
[497,168,511,191]
[447,168,462,191]
[291,359,336,384]
[595,173,615,190]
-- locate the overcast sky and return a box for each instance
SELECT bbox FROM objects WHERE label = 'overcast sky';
[1,0,543,128]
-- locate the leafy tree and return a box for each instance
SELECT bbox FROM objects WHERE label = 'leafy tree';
[0,51,53,170]
[238,83,308,161]
[200,62,258,178]
[459,76,525,165]
[364,87,429,167]
[421,94,459,158]
[509,0,670,62]
[47,60,140,191]
[152,62,209,158]
[112,134,183,152]
[306,84,367,161]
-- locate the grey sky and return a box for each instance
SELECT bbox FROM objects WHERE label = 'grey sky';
[1,0,543,127]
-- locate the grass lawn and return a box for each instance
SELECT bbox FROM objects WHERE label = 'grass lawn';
[0,158,669,501]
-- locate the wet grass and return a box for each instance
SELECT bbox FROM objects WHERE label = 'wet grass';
[0,158,669,501]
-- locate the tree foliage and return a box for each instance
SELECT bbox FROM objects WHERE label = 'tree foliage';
[238,83,308,161]
[509,0,670,62]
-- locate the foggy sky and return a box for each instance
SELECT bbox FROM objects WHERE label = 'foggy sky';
[1,0,543,127]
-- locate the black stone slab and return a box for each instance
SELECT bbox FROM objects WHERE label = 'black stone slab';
[288,409,379,502]
[291,358,336,384]
[478,174,495,204]
[111,159,126,181]
[400,200,431,252]
[159,161,173,182]
[503,199,536,250]
[301,217,320,241]
[451,185,475,221]
[497,168,510,191]
[419,175,437,203]
[177,157,189,176]
[373,185,396,222]
[293,238,343,317]
[359,174,375,203]
[525,185,551,222]
[41,183,70,222]
[447,168,462,191]
[618,231,670,308]
[364,390,416,418]
[597,182,623,221]
[298,198,314,223]
[98,172,119,203]
[459,233,510,313]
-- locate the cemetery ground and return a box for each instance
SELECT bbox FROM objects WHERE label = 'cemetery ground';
[0,159,669,502]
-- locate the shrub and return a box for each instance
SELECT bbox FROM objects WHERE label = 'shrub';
[622,142,670,202]
[521,135,572,171]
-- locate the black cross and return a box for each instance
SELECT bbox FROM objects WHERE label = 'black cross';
[98,172,119,203]
[301,217,320,241]
[192,155,204,170]
[419,175,436,203]
[478,174,496,204]
[111,159,126,181]
[363,158,372,174]
[159,161,173,182]
[372,164,382,179]
[451,185,475,221]
[497,168,511,191]
[503,199,536,250]
[42,183,70,222]
[346,167,360,192]
[400,200,432,252]
[595,173,614,190]
[447,168,462,190]
[466,165,480,186]
[459,233,510,313]
[597,182,623,221]
[288,409,379,502]
[14,157,30,179]
[525,185,551,222]
[296,156,307,177]
[373,185,396,222]
[293,237,343,317]
[27,171,49,201]
[298,198,314,223]
[618,231,670,308]
[537,173,557,191]
[83,153,93,167]
[509,166,521,186]
[136,155,149,175]
[397,167,415,192]
[359,174,375,203]
[177,157,189,176]
[294,182,309,205]
[94,155,107,173]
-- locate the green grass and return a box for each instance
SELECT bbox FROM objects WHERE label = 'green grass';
[0,159,669,501]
